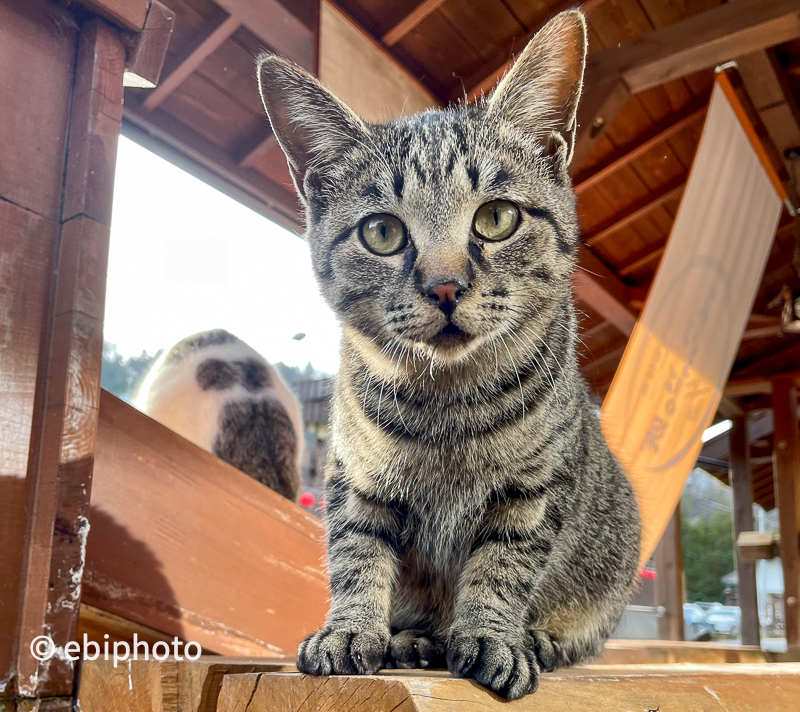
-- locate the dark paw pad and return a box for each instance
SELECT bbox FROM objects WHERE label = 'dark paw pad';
[447,632,539,700]
[297,625,388,676]
[388,630,446,669]
[529,630,563,672]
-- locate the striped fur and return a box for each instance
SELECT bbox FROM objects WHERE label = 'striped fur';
[259,10,640,699]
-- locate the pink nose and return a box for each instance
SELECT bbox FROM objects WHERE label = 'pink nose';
[430,282,460,306]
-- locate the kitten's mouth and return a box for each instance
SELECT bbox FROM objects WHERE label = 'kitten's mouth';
[429,322,473,347]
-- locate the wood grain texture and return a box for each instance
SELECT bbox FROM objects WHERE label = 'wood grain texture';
[77,657,291,712]
[83,391,328,658]
[220,666,800,712]
[14,16,125,699]
[0,0,77,697]
[0,0,76,220]
[654,508,684,641]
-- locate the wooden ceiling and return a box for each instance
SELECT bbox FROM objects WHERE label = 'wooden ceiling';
[120,0,800,509]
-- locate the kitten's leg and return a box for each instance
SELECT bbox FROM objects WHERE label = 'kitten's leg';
[297,469,403,676]
[387,630,446,669]
[447,487,560,700]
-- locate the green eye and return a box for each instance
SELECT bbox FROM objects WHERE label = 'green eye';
[359,214,407,255]
[473,200,519,241]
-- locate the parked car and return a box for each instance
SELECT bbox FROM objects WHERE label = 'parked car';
[683,603,715,641]
[705,606,741,636]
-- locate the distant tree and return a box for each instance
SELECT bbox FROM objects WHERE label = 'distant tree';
[681,510,734,603]
[275,361,327,384]
[101,342,159,401]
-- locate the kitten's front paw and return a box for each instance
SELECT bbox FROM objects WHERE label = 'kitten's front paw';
[388,630,446,669]
[528,629,564,672]
[297,625,389,676]
[446,631,539,700]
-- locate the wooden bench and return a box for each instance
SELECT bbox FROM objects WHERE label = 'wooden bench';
[76,658,800,711]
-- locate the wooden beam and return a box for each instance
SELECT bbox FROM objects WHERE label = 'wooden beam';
[730,416,761,647]
[584,0,800,96]
[584,182,685,247]
[654,508,685,641]
[73,0,149,31]
[382,0,446,46]
[214,0,315,70]
[239,134,278,169]
[123,0,175,89]
[575,106,706,195]
[619,246,664,278]
[143,15,241,110]
[772,375,800,653]
[14,17,125,699]
[575,246,637,337]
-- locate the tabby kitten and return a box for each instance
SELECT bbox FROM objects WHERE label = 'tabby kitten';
[258,10,640,700]
[135,329,302,501]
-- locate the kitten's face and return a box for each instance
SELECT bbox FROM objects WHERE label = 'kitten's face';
[303,111,578,362]
[259,11,587,364]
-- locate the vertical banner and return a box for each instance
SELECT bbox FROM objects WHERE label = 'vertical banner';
[601,74,785,563]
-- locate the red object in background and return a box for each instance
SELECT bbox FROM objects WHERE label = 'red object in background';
[640,569,657,580]
[299,492,316,508]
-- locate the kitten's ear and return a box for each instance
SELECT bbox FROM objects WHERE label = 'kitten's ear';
[257,54,369,201]
[486,10,587,165]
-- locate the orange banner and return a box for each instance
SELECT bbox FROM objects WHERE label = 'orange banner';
[601,74,784,563]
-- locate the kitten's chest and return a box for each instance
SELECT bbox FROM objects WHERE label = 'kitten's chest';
[400,484,484,571]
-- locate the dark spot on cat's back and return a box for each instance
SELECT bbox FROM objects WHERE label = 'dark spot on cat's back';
[236,359,271,391]
[196,359,238,390]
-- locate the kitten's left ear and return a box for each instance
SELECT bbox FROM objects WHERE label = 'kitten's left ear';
[486,10,587,165]
[258,54,370,202]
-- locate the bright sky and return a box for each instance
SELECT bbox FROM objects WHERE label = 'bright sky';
[105,136,342,374]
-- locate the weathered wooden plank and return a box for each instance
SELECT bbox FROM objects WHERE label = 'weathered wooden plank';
[77,657,291,712]
[13,16,125,699]
[772,376,800,652]
[220,666,800,712]
[84,391,328,658]
[0,0,76,220]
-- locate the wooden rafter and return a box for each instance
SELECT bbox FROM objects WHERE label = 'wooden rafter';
[618,246,664,278]
[144,14,241,110]
[574,106,706,195]
[382,0,447,47]
[575,246,637,337]
[583,182,685,247]
[572,0,800,173]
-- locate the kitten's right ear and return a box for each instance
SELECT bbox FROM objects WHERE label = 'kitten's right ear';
[257,54,369,201]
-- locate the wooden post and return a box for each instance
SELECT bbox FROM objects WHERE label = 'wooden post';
[730,416,761,646]
[12,14,125,701]
[772,376,800,653]
[654,507,685,641]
